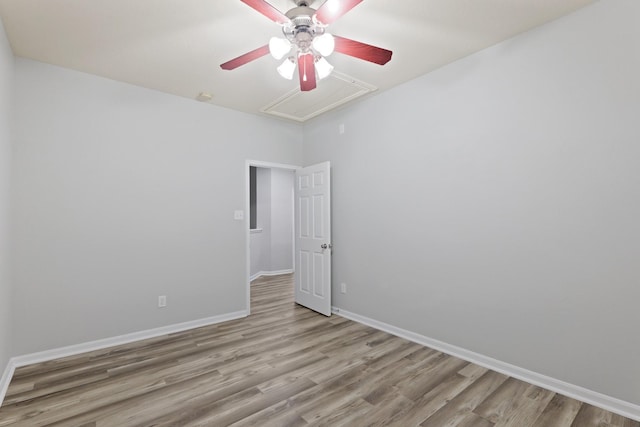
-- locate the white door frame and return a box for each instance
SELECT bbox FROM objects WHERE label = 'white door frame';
[245,160,300,314]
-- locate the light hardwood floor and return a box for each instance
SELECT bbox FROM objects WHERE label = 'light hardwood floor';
[0,274,637,426]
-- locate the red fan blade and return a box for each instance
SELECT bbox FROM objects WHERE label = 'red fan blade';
[220,45,270,70]
[298,54,317,91]
[315,0,364,25]
[333,35,392,65]
[240,0,290,24]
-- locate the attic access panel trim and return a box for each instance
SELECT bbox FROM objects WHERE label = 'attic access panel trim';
[261,72,377,122]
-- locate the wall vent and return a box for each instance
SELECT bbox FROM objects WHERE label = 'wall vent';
[261,72,377,122]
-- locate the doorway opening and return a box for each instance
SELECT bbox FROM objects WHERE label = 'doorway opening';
[245,161,298,314]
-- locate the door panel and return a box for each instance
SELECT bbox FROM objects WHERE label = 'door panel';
[295,162,331,316]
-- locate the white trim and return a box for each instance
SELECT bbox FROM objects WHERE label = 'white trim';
[0,359,16,406]
[0,310,247,406]
[332,306,640,422]
[248,160,301,170]
[250,269,294,282]
[290,183,295,271]
[245,160,300,316]
[250,228,263,234]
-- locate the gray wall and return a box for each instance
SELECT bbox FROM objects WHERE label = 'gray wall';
[250,167,272,277]
[11,58,303,355]
[250,167,294,278]
[269,168,294,272]
[0,17,14,369]
[304,0,640,406]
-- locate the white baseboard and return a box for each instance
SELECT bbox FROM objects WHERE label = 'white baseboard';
[0,310,247,406]
[0,358,16,408]
[250,269,293,282]
[332,306,640,422]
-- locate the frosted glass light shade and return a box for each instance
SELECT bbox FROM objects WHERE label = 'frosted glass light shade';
[325,0,341,13]
[315,57,334,80]
[277,58,296,80]
[312,33,335,57]
[269,37,292,60]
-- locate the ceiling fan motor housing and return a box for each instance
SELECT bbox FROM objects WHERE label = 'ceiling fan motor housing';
[283,5,326,54]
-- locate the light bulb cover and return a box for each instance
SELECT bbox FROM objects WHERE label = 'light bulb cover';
[277,57,296,80]
[315,56,334,80]
[312,33,335,57]
[269,37,292,60]
[326,0,341,14]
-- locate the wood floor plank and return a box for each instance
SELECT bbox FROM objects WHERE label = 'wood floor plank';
[492,384,556,427]
[309,397,373,427]
[419,370,509,427]
[531,393,583,427]
[474,376,556,426]
[170,377,316,427]
[474,377,532,423]
[571,403,614,426]
[398,355,470,402]
[457,412,495,427]
[0,273,638,427]
[357,391,415,427]
[571,404,640,427]
[387,365,490,426]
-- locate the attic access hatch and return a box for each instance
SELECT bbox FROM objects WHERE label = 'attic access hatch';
[261,71,377,122]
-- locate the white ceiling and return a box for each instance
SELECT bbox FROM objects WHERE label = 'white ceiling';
[0,0,595,121]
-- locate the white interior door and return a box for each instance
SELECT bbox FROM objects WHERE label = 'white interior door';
[295,161,331,316]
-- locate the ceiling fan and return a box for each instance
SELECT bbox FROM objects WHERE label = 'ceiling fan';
[220,0,393,92]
